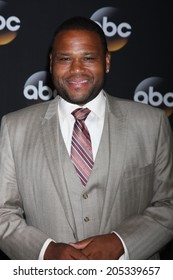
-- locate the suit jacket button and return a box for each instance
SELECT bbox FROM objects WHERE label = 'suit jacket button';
[83,193,88,199]
[84,217,90,222]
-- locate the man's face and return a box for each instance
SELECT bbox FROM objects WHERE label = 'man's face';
[50,29,111,105]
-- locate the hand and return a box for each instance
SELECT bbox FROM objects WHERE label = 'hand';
[44,241,88,260]
[70,233,124,260]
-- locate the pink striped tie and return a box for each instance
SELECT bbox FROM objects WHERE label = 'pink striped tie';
[71,108,94,186]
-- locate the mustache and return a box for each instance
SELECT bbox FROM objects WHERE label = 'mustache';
[65,74,91,80]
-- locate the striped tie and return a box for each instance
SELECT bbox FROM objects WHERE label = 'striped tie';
[71,108,94,186]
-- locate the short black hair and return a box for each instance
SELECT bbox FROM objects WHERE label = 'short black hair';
[51,16,108,54]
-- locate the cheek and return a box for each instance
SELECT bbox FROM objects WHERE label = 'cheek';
[92,63,106,75]
[52,67,64,80]
[93,68,105,80]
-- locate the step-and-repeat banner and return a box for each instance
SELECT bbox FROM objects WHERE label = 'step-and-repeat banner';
[0,0,172,119]
[0,0,172,259]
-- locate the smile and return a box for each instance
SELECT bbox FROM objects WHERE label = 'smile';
[69,80,88,85]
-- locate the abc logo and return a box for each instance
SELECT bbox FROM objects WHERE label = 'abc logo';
[0,15,20,31]
[94,17,131,38]
[24,71,57,101]
[0,1,21,45]
[90,7,131,51]
[134,77,173,107]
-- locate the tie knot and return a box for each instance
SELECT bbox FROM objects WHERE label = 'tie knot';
[72,108,91,121]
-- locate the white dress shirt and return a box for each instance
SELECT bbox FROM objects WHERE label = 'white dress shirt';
[39,91,129,259]
[58,90,106,160]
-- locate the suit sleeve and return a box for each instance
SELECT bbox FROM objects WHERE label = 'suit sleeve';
[0,116,49,259]
[115,111,173,259]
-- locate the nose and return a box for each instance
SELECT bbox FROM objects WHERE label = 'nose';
[70,59,84,74]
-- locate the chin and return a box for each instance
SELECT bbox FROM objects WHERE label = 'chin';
[68,96,89,105]
[69,100,86,105]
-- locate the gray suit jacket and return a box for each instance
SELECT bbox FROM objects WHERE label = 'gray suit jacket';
[0,93,173,259]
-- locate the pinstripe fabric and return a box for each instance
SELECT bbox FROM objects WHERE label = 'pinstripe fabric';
[71,108,94,186]
[0,93,173,260]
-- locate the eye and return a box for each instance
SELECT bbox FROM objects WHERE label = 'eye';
[62,57,71,60]
[59,57,71,62]
[83,56,96,61]
[54,55,72,63]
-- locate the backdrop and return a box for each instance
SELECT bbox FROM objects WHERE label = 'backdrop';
[0,0,172,259]
[0,0,172,119]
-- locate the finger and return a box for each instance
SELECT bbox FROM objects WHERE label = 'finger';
[81,245,94,258]
[69,238,93,250]
[70,247,88,260]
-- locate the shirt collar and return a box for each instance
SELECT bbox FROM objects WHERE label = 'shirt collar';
[58,90,106,120]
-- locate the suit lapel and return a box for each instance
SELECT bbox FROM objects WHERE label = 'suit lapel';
[100,94,128,232]
[39,94,128,236]
[40,97,76,236]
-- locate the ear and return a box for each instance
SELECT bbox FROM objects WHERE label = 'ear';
[105,52,111,73]
[49,53,53,74]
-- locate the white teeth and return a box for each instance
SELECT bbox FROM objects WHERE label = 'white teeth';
[71,80,87,84]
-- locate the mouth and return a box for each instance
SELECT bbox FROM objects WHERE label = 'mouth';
[68,79,88,85]
[65,77,91,89]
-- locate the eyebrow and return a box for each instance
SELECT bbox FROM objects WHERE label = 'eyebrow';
[54,51,98,56]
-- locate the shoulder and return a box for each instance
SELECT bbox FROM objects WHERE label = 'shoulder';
[5,100,50,118]
[106,93,170,133]
[107,93,165,119]
[1,100,52,126]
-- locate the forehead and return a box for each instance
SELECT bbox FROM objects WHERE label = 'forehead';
[53,29,104,53]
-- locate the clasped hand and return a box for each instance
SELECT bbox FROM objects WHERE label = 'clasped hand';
[44,233,124,260]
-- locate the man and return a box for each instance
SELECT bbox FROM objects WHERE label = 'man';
[0,16,173,260]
